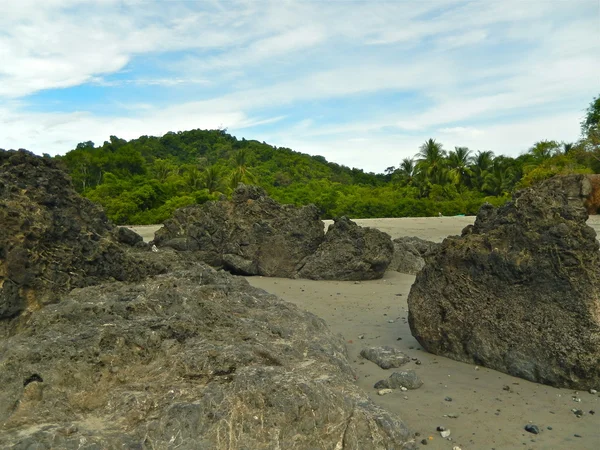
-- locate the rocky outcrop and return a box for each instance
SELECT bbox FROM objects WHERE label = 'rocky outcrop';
[389,237,439,275]
[408,176,600,389]
[0,149,159,321]
[296,217,394,280]
[0,263,416,449]
[153,184,324,277]
[535,173,600,214]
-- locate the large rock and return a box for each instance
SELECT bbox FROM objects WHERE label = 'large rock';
[408,176,600,389]
[153,184,324,277]
[296,217,394,280]
[0,149,158,321]
[537,173,600,214]
[0,263,416,449]
[390,237,439,275]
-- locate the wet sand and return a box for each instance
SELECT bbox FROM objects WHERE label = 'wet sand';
[131,216,600,449]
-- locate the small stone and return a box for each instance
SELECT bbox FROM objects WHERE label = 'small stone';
[416,360,422,365]
[574,434,582,438]
[589,410,595,415]
[377,389,394,396]
[400,386,408,391]
[452,447,462,450]
[572,396,581,402]
[388,320,395,323]
[445,413,459,419]
[420,438,428,445]
[547,426,553,430]
[358,334,365,339]
[524,424,539,434]
[590,389,598,394]
[572,409,584,417]
[502,385,510,391]
[436,426,446,432]
[445,396,453,402]
[440,429,451,438]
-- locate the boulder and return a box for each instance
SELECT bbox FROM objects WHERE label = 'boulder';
[0,149,159,321]
[360,346,411,369]
[296,217,394,280]
[374,370,423,390]
[390,237,439,275]
[153,184,324,277]
[408,176,600,389]
[114,226,144,246]
[535,173,600,214]
[0,263,416,449]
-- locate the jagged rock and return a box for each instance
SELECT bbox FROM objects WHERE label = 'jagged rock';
[360,346,411,369]
[0,264,416,449]
[114,226,143,246]
[390,237,439,275]
[0,149,160,321]
[536,174,600,214]
[296,217,394,280]
[374,370,423,390]
[152,184,324,277]
[408,176,600,389]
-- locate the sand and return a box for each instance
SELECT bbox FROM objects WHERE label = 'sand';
[131,217,600,449]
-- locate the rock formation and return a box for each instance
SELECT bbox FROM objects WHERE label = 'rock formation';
[408,176,600,389]
[389,236,439,275]
[154,188,394,280]
[296,217,394,280]
[0,149,159,321]
[153,184,324,277]
[0,150,415,448]
[535,173,600,214]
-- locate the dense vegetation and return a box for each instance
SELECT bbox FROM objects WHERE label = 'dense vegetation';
[55,95,600,225]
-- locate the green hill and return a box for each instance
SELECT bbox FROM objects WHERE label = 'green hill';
[55,95,599,225]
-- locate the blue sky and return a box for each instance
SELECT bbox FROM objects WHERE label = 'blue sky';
[0,0,598,173]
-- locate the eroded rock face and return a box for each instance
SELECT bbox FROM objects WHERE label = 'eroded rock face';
[0,149,159,321]
[296,217,394,280]
[0,264,416,449]
[408,177,600,389]
[153,184,324,277]
[536,173,600,214]
[390,237,439,275]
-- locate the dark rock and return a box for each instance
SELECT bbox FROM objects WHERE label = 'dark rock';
[114,226,143,246]
[0,264,416,449]
[408,176,600,389]
[360,346,411,369]
[524,424,539,434]
[297,217,394,280]
[0,149,160,322]
[374,370,423,390]
[152,184,324,277]
[390,237,440,275]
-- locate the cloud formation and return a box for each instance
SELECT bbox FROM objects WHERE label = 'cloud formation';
[0,0,598,172]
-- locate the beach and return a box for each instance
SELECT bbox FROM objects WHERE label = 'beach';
[132,216,600,449]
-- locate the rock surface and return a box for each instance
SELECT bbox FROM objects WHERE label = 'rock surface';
[537,174,600,214]
[0,149,159,321]
[360,346,411,369]
[374,370,423,390]
[296,217,394,280]
[153,184,324,277]
[389,237,439,275]
[0,263,416,449]
[408,176,600,389]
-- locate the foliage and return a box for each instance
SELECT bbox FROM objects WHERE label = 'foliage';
[55,95,600,225]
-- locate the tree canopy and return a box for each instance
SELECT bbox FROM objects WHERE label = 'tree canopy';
[55,95,600,225]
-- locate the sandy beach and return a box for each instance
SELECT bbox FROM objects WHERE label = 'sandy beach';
[131,216,600,449]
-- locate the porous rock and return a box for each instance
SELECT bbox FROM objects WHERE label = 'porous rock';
[408,176,600,389]
[390,237,439,275]
[297,217,394,280]
[360,346,411,369]
[0,149,159,321]
[374,370,423,390]
[0,264,416,449]
[152,184,324,277]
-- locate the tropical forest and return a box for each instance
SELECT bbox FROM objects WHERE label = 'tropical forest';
[56,95,600,225]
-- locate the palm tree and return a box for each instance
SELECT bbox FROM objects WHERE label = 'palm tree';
[203,166,224,193]
[447,147,473,187]
[483,163,513,196]
[416,139,448,185]
[229,149,256,189]
[470,150,494,190]
[396,158,417,185]
[184,166,203,191]
[529,140,560,162]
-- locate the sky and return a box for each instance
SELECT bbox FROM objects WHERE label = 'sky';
[0,0,598,173]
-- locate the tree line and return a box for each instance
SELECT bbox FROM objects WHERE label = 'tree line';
[55,95,600,225]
